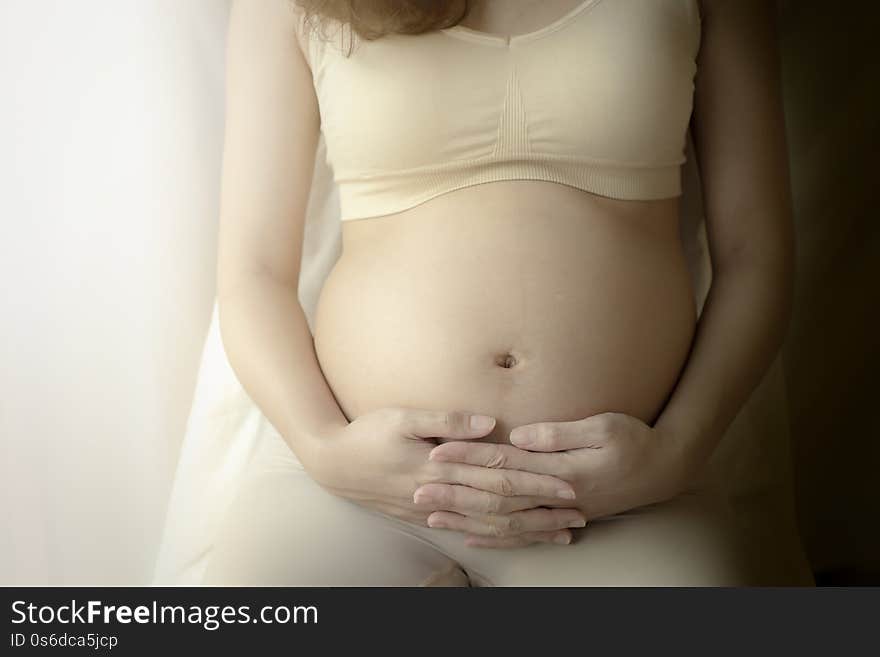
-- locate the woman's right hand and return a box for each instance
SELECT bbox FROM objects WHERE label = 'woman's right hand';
[304,407,586,546]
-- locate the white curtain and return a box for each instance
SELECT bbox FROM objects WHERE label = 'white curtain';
[1,0,230,584]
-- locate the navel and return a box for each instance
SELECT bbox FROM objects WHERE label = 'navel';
[494,351,519,369]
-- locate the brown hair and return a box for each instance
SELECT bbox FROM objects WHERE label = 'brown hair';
[294,0,473,47]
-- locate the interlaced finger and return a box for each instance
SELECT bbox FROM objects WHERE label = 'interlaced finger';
[432,462,575,500]
[427,507,586,537]
[464,530,575,549]
[430,441,573,477]
[414,483,545,515]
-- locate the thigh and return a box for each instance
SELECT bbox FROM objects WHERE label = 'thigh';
[202,432,463,587]
[445,485,762,587]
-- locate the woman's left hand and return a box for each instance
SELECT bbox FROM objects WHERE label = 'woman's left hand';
[417,412,700,548]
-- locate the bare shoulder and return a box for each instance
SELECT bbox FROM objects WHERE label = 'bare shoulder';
[229,0,312,67]
[287,1,315,71]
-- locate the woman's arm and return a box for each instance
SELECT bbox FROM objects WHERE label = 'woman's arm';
[652,0,795,476]
[217,0,345,464]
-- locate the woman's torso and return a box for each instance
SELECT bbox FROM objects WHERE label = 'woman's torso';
[308,0,699,443]
[314,183,696,444]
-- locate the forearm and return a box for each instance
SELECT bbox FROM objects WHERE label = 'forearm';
[654,256,793,477]
[217,272,349,466]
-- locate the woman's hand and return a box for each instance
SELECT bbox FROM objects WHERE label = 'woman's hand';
[421,412,700,548]
[306,407,587,545]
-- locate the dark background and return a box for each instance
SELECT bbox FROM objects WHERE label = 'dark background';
[777,0,880,584]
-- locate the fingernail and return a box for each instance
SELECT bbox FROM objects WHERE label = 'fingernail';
[568,518,587,528]
[556,488,576,500]
[553,532,571,545]
[510,427,536,447]
[469,414,495,431]
[413,491,434,505]
[427,516,444,528]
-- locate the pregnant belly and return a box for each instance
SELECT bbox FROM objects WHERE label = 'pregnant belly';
[313,187,697,445]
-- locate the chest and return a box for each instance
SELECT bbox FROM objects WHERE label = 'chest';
[311,0,701,172]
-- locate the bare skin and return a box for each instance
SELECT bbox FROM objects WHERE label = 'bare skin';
[217,0,793,550]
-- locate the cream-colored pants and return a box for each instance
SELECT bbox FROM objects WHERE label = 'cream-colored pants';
[202,427,773,587]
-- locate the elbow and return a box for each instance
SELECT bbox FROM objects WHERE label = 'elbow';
[712,213,796,299]
[711,233,796,334]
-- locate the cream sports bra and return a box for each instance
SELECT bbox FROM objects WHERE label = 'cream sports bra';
[301,0,702,222]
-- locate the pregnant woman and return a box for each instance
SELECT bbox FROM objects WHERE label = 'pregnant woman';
[207,0,799,585]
